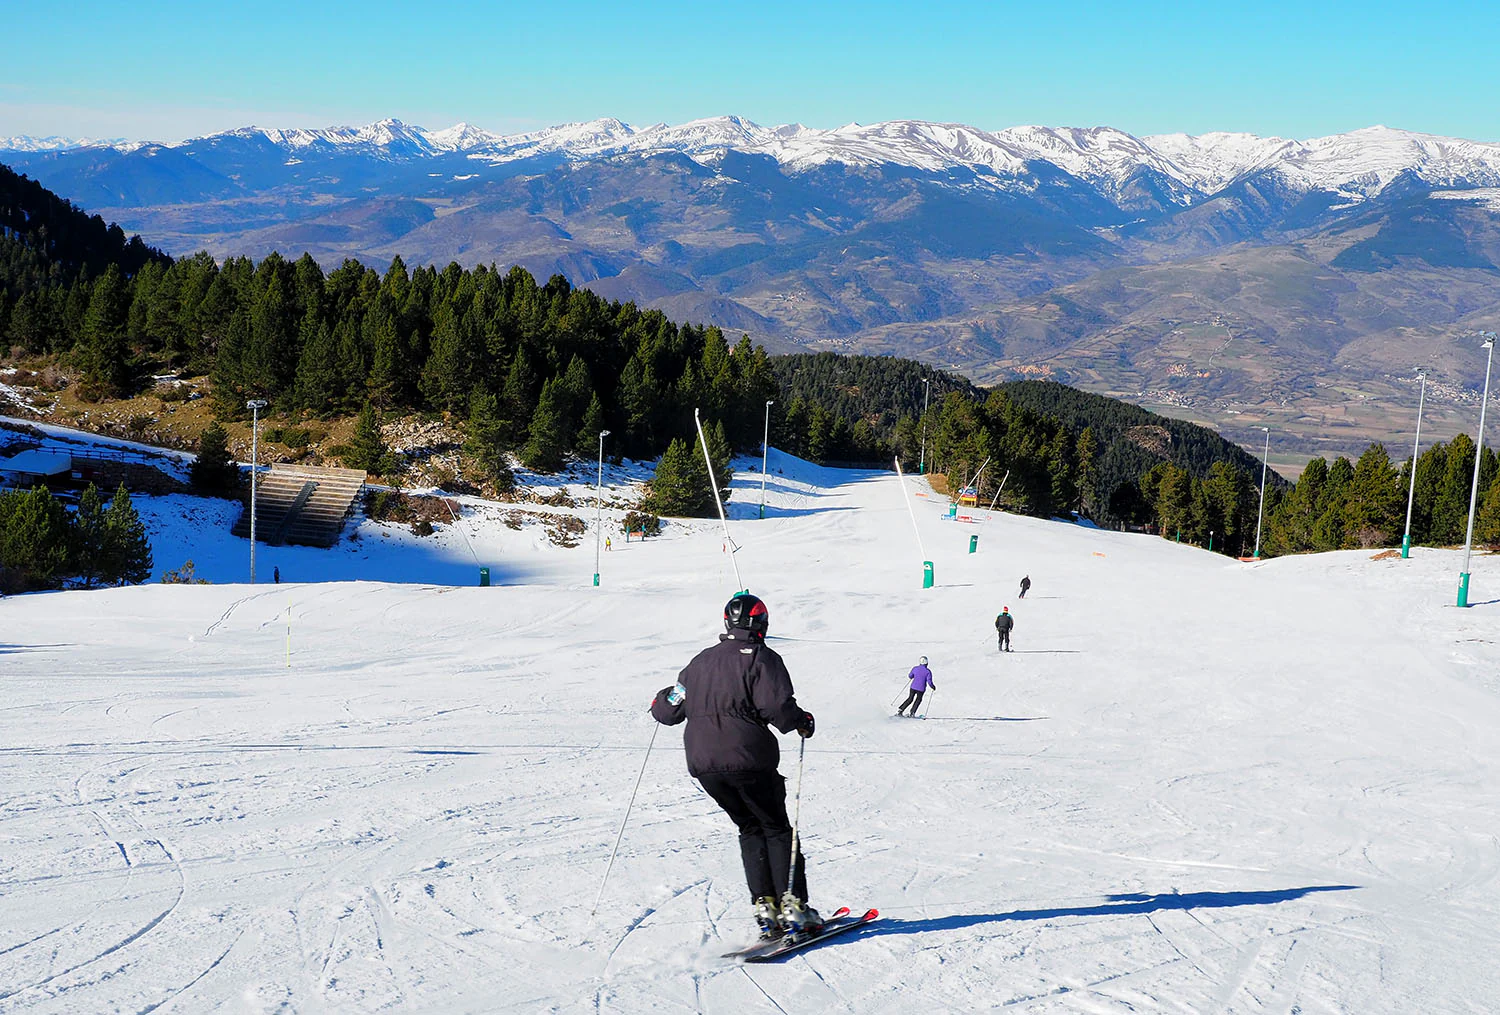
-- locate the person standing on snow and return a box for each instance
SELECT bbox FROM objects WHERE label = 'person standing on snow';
[651,593,821,941]
[897,657,935,717]
[1018,575,1031,599]
[996,606,1014,652]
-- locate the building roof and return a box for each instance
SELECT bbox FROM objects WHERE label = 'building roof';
[0,450,72,476]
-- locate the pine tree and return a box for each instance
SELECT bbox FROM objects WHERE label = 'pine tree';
[293,317,342,411]
[1344,443,1403,547]
[574,392,608,457]
[502,346,540,431]
[73,483,108,587]
[522,378,568,472]
[1046,429,1075,517]
[0,486,73,588]
[1475,472,1500,546]
[644,437,714,517]
[346,402,392,476]
[706,419,734,501]
[190,423,241,497]
[1075,426,1100,517]
[1433,436,1475,544]
[556,354,593,434]
[465,388,514,491]
[100,484,152,585]
[420,302,482,414]
[81,264,131,399]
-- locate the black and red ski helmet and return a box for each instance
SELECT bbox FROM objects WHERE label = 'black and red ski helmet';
[724,592,769,638]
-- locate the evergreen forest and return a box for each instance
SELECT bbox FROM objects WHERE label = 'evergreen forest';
[3,162,1498,565]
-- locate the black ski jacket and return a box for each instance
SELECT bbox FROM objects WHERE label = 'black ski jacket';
[995,613,1014,633]
[651,629,805,777]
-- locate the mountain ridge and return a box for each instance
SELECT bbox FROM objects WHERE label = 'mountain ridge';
[10,115,1500,205]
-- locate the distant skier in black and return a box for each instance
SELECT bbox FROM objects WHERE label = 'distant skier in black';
[995,606,1014,652]
[273,566,281,584]
[651,593,822,941]
[1018,575,1031,599]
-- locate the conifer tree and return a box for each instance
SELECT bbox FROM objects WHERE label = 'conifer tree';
[574,392,608,457]
[465,389,514,491]
[644,437,714,517]
[1046,429,1075,517]
[706,419,734,500]
[1475,473,1500,546]
[346,402,392,475]
[420,303,479,414]
[1433,436,1474,544]
[0,486,73,588]
[502,346,540,432]
[1344,443,1403,546]
[102,484,152,585]
[81,264,131,399]
[73,483,108,587]
[293,318,342,411]
[190,423,240,497]
[522,378,568,472]
[1075,426,1100,516]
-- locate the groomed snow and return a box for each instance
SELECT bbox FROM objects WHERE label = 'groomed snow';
[2,450,1498,1012]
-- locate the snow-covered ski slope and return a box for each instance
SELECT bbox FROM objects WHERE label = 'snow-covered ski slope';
[2,450,1498,1013]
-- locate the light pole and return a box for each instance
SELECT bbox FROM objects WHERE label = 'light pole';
[594,429,611,587]
[246,399,268,584]
[918,378,931,475]
[588,428,606,584]
[1253,426,1270,559]
[760,400,773,519]
[1458,333,1496,607]
[1402,371,1427,559]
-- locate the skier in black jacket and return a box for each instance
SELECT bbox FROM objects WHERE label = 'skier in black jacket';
[995,606,1014,652]
[651,593,821,940]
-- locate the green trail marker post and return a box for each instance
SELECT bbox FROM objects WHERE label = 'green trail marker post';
[479,567,490,587]
[923,561,935,588]
[969,534,978,553]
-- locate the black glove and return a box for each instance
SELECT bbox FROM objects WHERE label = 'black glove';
[797,711,815,738]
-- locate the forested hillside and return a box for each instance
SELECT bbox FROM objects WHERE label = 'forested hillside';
[0,163,167,294]
[3,167,1495,560]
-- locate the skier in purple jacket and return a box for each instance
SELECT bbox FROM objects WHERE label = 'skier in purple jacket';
[897,657,935,717]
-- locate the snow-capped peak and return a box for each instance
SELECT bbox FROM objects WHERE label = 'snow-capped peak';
[12,116,1500,206]
[0,134,126,152]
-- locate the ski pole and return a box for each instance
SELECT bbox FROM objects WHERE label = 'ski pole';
[786,734,806,902]
[921,688,936,719]
[590,721,660,920]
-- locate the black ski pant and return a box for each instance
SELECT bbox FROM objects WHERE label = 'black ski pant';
[698,771,809,905]
[998,630,1011,651]
[899,689,925,713]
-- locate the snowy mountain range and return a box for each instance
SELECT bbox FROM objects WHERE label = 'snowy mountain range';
[9,115,1500,458]
[11,115,1500,207]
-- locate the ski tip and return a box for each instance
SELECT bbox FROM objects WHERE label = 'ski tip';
[863,908,880,919]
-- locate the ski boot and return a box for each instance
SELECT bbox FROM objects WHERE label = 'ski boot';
[778,893,823,938]
[753,896,784,941]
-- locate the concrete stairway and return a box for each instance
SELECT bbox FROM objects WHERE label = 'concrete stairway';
[231,464,366,548]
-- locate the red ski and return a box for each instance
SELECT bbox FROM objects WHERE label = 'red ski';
[724,907,879,962]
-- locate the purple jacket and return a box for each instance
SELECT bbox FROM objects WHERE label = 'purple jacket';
[908,665,934,691]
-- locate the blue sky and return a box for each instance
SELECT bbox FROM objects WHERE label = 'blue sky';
[4,0,1499,142]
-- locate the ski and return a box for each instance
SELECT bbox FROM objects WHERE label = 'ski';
[723,906,849,960]
[725,907,879,962]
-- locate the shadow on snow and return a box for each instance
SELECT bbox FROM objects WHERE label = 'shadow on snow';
[844,885,1360,946]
